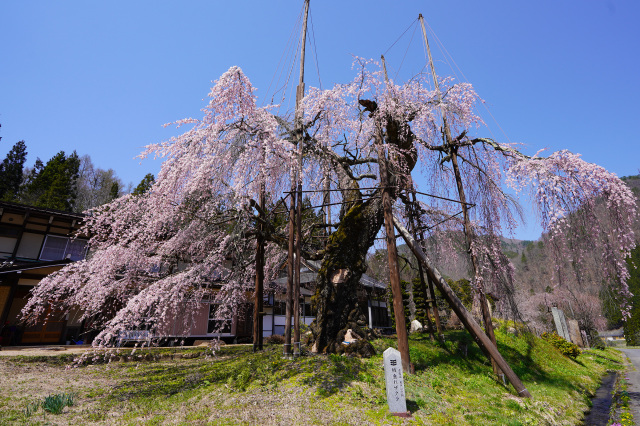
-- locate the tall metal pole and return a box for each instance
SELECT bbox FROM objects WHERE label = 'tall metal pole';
[419,13,501,376]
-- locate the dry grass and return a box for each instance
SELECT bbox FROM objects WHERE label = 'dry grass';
[0,331,626,425]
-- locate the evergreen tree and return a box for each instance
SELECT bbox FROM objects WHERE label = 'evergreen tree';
[20,151,80,211]
[521,252,529,271]
[623,246,640,344]
[412,277,430,326]
[446,278,473,310]
[132,173,155,195]
[109,181,120,201]
[388,280,412,331]
[0,140,27,201]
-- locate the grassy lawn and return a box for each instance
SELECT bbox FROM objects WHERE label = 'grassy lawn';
[0,327,625,425]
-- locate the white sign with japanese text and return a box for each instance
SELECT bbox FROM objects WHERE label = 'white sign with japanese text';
[383,347,407,414]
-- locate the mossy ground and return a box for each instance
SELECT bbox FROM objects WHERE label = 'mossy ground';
[0,328,625,425]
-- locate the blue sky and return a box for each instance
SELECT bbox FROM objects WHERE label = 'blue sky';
[1,1,639,240]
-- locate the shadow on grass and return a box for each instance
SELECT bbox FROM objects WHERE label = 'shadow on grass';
[401,329,606,400]
[108,345,371,401]
[493,331,611,398]
[300,352,372,396]
[105,330,610,405]
[404,331,493,375]
[406,399,420,413]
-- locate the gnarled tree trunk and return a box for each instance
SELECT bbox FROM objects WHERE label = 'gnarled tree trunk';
[310,196,384,354]
[309,101,417,355]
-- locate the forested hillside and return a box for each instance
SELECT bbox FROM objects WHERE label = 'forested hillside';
[368,174,640,335]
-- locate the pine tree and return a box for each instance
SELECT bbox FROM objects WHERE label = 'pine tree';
[20,151,80,211]
[388,281,412,331]
[109,181,120,201]
[132,173,155,195]
[0,140,27,201]
[412,277,429,326]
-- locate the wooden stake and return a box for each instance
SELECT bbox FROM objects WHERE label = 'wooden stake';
[394,216,531,398]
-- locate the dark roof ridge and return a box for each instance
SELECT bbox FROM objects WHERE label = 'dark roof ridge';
[0,200,86,219]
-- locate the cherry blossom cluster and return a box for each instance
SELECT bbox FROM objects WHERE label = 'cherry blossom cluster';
[506,150,637,314]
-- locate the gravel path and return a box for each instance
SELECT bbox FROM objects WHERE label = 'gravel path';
[617,348,640,422]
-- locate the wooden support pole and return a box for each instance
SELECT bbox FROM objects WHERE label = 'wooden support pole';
[294,181,302,354]
[406,190,434,340]
[393,216,531,398]
[253,186,265,352]
[322,173,331,238]
[409,189,442,337]
[285,188,295,356]
[426,273,443,337]
[375,129,411,374]
[290,0,309,356]
[419,13,499,375]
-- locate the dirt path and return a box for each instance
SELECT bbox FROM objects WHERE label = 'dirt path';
[0,345,92,357]
[617,348,640,421]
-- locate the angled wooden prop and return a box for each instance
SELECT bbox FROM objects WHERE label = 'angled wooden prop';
[393,216,532,398]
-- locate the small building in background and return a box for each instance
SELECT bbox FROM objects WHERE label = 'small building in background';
[0,201,87,346]
[153,257,391,345]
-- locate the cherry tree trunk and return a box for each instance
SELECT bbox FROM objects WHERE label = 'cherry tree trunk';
[310,196,384,355]
[309,102,416,356]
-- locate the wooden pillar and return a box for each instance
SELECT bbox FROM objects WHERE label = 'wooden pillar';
[0,274,19,328]
[405,190,434,340]
[290,0,309,357]
[409,187,443,339]
[293,182,302,355]
[426,274,443,337]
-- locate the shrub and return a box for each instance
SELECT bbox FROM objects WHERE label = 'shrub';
[541,332,581,358]
[266,334,285,345]
[590,335,606,350]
